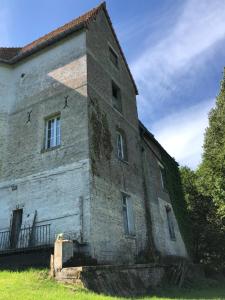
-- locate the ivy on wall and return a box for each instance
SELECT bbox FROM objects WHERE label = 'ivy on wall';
[160,150,192,257]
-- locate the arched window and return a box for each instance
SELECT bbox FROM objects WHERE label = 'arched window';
[116,130,128,161]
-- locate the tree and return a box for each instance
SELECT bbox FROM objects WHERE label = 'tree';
[198,69,225,217]
[180,69,225,266]
[179,166,223,265]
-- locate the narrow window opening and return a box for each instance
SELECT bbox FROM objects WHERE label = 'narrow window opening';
[109,46,119,68]
[159,164,167,191]
[122,196,129,235]
[112,81,122,112]
[117,131,128,161]
[166,206,176,240]
[122,194,135,236]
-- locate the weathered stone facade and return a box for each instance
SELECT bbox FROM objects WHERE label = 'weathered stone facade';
[0,3,187,265]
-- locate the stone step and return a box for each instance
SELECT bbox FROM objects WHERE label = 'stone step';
[55,264,166,297]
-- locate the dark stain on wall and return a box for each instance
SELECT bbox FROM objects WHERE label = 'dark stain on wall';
[90,98,113,175]
[136,146,159,264]
[101,113,113,161]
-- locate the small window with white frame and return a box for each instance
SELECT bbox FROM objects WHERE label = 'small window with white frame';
[45,114,61,149]
[122,193,135,236]
[116,130,128,162]
[166,205,176,240]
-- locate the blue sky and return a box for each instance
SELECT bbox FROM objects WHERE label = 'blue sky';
[1,0,225,169]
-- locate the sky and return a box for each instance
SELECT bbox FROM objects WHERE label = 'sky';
[1,0,225,169]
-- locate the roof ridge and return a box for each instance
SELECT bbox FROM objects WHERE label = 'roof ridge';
[19,2,105,54]
[0,47,23,61]
[0,2,138,94]
[0,2,105,62]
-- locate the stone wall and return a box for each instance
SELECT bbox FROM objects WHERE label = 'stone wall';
[0,64,13,180]
[0,31,91,246]
[55,264,166,297]
[86,10,148,263]
[0,248,53,270]
[141,135,188,258]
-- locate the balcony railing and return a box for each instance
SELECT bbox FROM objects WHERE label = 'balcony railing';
[0,224,51,253]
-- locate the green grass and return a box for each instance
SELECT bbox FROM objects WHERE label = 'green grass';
[0,269,224,300]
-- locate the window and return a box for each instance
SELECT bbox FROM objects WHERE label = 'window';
[116,130,128,161]
[166,206,176,240]
[159,163,167,190]
[122,194,135,236]
[45,115,61,149]
[112,81,122,112]
[109,46,118,68]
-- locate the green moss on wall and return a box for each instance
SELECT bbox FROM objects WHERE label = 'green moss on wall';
[160,150,192,257]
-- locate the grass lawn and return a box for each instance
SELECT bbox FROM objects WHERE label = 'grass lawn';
[0,269,224,300]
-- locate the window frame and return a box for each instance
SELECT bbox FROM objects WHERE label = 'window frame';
[109,45,119,68]
[122,193,135,236]
[158,161,167,191]
[165,205,176,241]
[112,81,122,113]
[116,130,128,162]
[44,113,61,150]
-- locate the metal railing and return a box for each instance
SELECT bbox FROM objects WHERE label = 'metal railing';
[0,224,51,252]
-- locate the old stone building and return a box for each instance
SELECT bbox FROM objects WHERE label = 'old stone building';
[0,2,187,266]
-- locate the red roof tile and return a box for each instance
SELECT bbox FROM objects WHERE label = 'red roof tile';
[20,3,103,56]
[0,47,22,60]
[0,3,103,63]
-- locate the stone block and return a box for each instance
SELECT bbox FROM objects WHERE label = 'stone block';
[54,239,74,271]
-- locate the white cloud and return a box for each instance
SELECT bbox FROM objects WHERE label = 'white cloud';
[129,0,225,168]
[150,98,215,169]
[131,0,225,110]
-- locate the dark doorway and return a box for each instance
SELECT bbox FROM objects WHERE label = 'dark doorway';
[10,209,23,248]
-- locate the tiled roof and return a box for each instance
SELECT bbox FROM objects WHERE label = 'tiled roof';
[19,4,103,57]
[0,3,103,63]
[0,2,138,94]
[0,47,22,60]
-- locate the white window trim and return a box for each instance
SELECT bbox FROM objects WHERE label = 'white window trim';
[117,132,124,160]
[45,114,61,149]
